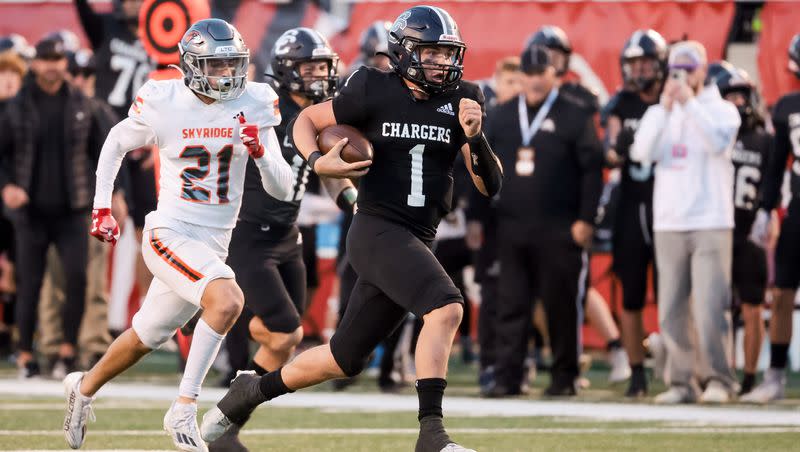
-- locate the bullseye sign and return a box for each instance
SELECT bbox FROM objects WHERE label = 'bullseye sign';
[139,0,210,66]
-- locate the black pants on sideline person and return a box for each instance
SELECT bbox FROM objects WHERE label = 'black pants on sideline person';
[13,211,88,352]
[494,219,587,392]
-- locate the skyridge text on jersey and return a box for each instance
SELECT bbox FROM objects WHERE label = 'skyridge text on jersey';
[182,127,235,139]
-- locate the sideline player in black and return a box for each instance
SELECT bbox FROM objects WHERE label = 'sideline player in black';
[743,33,800,404]
[602,29,667,397]
[488,43,603,397]
[201,6,502,451]
[525,25,599,114]
[346,20,392,76]
[211,27,355,451]
[706,62,772,396]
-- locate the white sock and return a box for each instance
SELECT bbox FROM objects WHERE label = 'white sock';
[178,318,225,400]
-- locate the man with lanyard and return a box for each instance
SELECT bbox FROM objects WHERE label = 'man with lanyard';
[487,44,603,397]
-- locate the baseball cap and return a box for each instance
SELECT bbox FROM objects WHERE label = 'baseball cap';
[34,37,67,60]
[520,44,552,75]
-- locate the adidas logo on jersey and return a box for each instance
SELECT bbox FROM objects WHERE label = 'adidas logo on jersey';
[437,102,455,116]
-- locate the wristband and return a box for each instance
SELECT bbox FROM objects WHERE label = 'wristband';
[336,187,358,211]
[307,151,323,173]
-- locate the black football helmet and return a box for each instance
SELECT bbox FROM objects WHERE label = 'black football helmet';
[620,29,668,92]
[707,61,761,128]
[386,5,466,94]
[268,27,339,102]
[524,26,572,76]
[359,20,391,60]
[789,33,800,80]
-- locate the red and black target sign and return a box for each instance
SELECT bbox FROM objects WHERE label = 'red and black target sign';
[139,0,210,65]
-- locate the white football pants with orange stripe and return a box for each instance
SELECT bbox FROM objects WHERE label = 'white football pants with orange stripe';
[132,215,234,350]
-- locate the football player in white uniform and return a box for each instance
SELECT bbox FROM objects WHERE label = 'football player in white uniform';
[63,19,293,452]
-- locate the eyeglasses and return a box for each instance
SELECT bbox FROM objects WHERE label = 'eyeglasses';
[668,64,698,73]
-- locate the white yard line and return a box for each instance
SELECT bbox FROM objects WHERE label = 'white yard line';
[2,378,799,426]
[2,427,800,437]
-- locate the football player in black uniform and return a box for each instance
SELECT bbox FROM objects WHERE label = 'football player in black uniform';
[346,20,392,75]
[211,27,354,451]
[742,34,800,403]
[201,6,501,452]
[525,25,599,114]
[602,28,667,397]
[706,62,772,396]
[75,0,153,118]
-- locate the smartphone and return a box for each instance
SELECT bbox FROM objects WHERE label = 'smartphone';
[670,69,687,83]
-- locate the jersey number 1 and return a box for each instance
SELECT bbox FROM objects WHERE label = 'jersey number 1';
[180,145,233,204]
[407,144,426,207]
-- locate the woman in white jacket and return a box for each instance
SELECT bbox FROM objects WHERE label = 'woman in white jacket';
[630,41,740,404]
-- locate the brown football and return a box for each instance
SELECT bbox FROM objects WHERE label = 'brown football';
[317,125,374,163]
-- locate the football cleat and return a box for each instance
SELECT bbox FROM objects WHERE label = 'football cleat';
[208,423,248,452]
[164,400,208,452]
[740,368,786,404]
[63,372,95,449]
[608,348,631,383]
[440,444,477,452]
[201,371,264,442]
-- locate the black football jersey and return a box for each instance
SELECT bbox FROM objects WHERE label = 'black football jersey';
[238,90,318,226]
[76,0,154,119]
[732,127,772,240]
[762,92,800,211]
[604,90,655,204]
[332,67,482,241]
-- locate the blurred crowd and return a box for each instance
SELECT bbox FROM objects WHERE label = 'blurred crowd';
[0,0,798,407]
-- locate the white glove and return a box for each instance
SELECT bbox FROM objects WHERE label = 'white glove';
[748,209,771,248]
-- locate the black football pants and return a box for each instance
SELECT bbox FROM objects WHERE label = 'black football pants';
[494,219,587,388]
[13,211,88,352]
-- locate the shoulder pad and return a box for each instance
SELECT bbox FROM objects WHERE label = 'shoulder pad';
[128,79,177,120]
[243,82,281,128]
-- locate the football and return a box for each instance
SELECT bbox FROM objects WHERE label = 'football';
[317,125,374,163]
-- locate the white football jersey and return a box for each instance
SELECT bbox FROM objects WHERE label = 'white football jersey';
[128,79,282,229]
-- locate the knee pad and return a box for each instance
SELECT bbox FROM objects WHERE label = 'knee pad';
[132,306,199,350]
[330,336,370,377]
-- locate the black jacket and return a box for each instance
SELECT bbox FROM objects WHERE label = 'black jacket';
[486,93,603,232]
[0,76,115,213]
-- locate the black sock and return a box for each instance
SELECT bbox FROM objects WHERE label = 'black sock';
[770,343,789,370]
[631,363,645,378]
[606,339,622,351]
[416,378,447,421]
[741,372,756,394]
[258,368,293,400]
[248,360,269,376]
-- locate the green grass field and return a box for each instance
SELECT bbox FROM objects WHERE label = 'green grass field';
[1,349,799,451]
[1,399,799,451]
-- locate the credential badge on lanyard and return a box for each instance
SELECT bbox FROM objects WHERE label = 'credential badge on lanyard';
[515,89,558,177]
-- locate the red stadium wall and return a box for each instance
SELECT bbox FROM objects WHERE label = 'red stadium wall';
[334,1,735,93]
[757,2,800,106]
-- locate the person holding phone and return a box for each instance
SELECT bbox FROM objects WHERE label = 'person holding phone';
[630,41,741,404]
